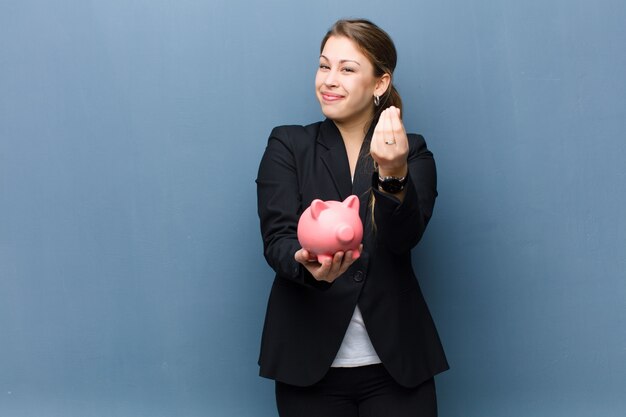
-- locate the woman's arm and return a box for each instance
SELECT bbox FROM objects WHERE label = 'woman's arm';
[256,127,304,282]
[372,134,438,254]
[369,107,438,254]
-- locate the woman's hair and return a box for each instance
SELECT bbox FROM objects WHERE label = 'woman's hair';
[320,18,403,128]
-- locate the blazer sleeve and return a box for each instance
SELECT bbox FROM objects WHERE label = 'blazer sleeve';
[256,126,329,289]
[372,134,438,254]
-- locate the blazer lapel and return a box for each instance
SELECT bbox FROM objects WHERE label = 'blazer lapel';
[352,124,376,199]
[318,119,353,200]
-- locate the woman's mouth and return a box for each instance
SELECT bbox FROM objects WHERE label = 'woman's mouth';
[321,92,344,102]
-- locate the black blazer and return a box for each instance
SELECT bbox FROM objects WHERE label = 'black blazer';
[256,119,449,388]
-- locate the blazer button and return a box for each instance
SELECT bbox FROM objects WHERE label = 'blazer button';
[352,271,364,282]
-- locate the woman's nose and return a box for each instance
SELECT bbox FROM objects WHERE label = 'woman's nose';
[324,70,339,87]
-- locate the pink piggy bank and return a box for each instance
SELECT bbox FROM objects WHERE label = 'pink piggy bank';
[297,195,363,263]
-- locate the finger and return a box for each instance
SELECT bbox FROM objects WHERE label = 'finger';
[389,108,405,141]
[328,251,345,277]
[375,108,388,136]
[294,248,305,264]
[339,250,356,275]
[341,250,353,269]
[347,245,363,263]
[387,110,398,147]
[381,108,391,141]
[315,256,332,280]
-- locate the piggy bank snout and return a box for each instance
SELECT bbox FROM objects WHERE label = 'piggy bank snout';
[335,224,355,244]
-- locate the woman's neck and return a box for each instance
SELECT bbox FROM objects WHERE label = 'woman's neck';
[333,114,373,179]
[333,113,372,145]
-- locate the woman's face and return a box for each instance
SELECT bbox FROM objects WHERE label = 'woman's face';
[315,36,387,127]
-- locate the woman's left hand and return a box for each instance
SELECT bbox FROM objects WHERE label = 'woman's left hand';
[370,106,409,177]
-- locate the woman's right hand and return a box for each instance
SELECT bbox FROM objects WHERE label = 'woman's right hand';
[294,245,362,283]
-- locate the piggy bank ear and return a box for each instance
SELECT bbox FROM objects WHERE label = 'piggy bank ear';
[310,199,329,219]
[343,195,360,211]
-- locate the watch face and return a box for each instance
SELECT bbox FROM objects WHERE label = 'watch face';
[380,178,404,193]
[372,171,408,194]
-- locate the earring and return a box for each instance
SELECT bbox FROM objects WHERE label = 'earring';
[374,95,380,106]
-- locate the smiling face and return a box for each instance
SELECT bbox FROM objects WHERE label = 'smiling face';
[315,36,389,129]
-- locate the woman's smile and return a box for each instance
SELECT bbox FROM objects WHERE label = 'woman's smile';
[320,92,345,102]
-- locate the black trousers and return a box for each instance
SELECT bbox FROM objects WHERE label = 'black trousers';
[275,364,437,417]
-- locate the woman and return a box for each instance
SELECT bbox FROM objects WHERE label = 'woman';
[256,19,449,416]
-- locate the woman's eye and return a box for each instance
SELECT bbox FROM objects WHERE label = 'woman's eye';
[319,64,330,70]
[342,67,355,73]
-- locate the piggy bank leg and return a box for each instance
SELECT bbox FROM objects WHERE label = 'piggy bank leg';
[316,254,333,264]
[351,248,361,260]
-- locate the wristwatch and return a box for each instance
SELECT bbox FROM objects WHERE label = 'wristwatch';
[372,171,408,194]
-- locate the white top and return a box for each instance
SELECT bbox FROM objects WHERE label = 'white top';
[331,305,381,367]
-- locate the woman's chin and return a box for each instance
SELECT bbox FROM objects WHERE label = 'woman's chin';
[320,107,345,122]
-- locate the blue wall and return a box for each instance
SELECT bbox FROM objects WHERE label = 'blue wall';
[1,0,625,416]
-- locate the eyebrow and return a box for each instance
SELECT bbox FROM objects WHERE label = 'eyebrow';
[319,55,361,66]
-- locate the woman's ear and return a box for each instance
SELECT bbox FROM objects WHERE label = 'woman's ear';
[374,73,391,97]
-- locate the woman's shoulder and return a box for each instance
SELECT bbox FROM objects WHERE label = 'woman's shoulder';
[267,121,324,152]
[406,132,427,146]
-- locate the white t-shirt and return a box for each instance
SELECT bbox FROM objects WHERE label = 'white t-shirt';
[331,305,381,367]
